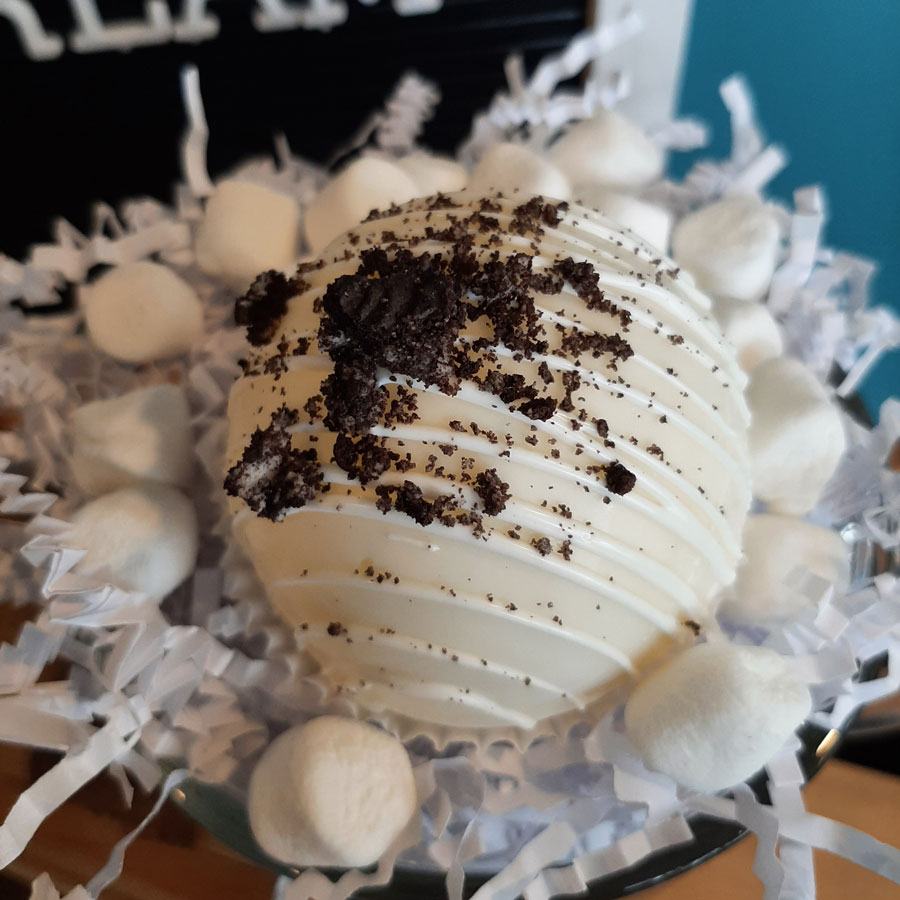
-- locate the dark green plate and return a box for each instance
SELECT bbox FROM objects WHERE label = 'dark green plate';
[169,718,847,898]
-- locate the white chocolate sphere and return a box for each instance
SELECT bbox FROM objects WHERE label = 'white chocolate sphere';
[226,193,751,731]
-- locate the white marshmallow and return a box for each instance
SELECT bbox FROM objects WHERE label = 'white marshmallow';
[575,185,672,252]
[747,357,847,514]
[549,109,664,191]
[672,195,781,302]
[248,716,418,867]
[468,143,571,201]
[70,385,193,496]
[82,262,203,364]
[625,642,811,792]
[713,296,784,372]
[722,514,850,624]
[195,180,300,287]
[395,152,468,196]
[68,484,198,598]
[304,157,419,255]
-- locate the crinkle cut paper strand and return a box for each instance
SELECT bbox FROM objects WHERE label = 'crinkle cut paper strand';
[1,20,900,900]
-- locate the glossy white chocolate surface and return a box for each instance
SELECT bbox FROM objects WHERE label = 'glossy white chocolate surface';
[226,194,751,730]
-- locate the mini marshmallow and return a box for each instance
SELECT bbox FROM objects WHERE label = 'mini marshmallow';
[248,716,418,868]
[713,296,784,372]
[70,384,193,496]
[304,157,419,255]
[395,152,468,196]
[575,185,672,251]
[747,357,847,514]
[467,143,571,201]
[722,514,850,624]
[549,109,664,191]
[625,642,811,792]
[68,484,198,598]
[672,195,780,302]
[195,179,300,287]
[82,262,203,364]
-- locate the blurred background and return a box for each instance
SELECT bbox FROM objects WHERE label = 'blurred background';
[1,1,896,415]
[678,0,900,419]
[0,2,897,898]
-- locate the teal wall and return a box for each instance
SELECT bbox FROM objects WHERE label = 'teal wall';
[679,0,899,418]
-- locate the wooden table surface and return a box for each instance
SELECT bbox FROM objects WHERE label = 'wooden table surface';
[1,749,898,900]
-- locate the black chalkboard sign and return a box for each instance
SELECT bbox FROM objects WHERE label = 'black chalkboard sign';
[1,1,587,258]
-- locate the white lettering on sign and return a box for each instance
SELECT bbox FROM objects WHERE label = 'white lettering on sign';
[69,0,173,52]
[174,0,220,42]
[392,0,443,15]
[0,0,442,58]
[0,0,64,59]
[254,0,348,33]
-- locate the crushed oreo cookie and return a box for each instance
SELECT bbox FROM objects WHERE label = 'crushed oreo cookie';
[321,356,387,435]
[235,270,305,346]
[224,405,323,521]
[231,195,641,532]
[560,330,633,365]
[320,248,467,393]
[474,468,511,516]
[375,481,457,528]
[509,196,568,237]
[518,397,558,421]
[333,433,399,485]
[603,461,637,496]
[481,369,538,404]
